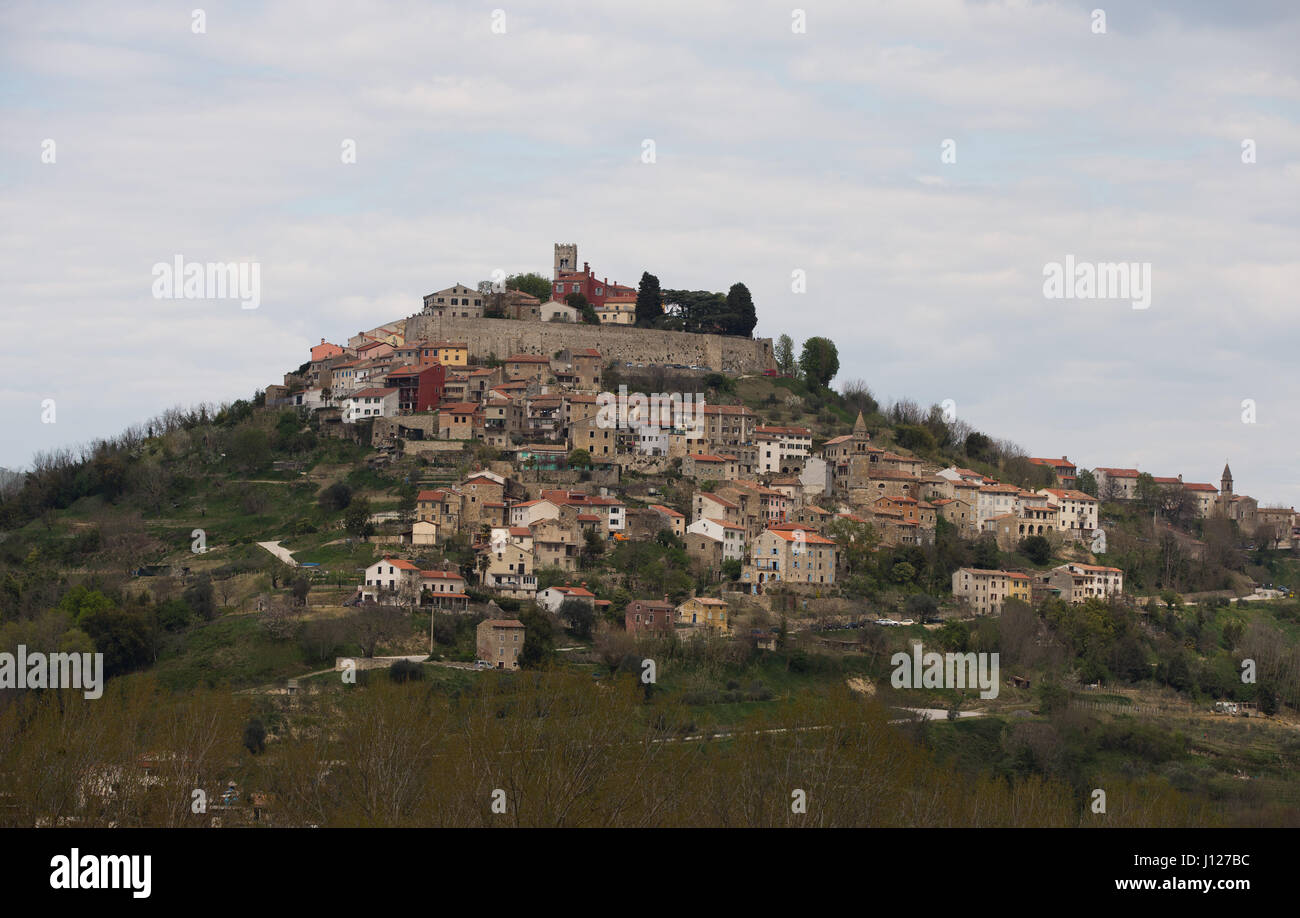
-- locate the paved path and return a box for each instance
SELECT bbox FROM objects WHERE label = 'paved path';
[890,707,986,722]
[257,540,298,567]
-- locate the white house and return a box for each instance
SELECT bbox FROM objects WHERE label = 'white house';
[756,425,813,474]
[420,568,469,611]
[1037,488,1100,538]
[291,387,334,411]
[537,584,596,613]
[686,518,747,561]
[976,484,1021,525]
[410,520,438,546]
[509,499,560,528]
[799,456,829,498]
[361,556,421,601]
[541,300,580,323]
[938,466,987,485]
[343,387,399,423]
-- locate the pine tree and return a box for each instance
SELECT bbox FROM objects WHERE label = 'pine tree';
[635,272,663,326]
[725,282,757,337]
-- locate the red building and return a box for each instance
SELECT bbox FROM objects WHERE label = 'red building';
[386,363,446,412]
[311,338,345,362]
[625,598,676,635]
[551,261,635,308]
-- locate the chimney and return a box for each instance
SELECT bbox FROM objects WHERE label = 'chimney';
[663,594,669,604]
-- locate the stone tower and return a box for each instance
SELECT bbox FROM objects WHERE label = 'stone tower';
[847,412,873,493]
[554,243,577,280]
[1221,461,1233,498]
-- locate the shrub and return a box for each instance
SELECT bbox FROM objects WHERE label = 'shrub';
[243,718,267,755]
[319,482,353,511]
[389,660,424,683]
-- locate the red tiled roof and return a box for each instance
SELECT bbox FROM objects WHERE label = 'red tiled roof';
[766,525,836,545]
[381,557,420,571]
[1041,488,1097,501]
[1028,457,1076,469]
[550,585,595,598]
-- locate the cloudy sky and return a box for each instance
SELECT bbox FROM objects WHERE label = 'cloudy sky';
[3,0,1297,503]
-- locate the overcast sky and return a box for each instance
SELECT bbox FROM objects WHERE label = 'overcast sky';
[3,0,1297,504]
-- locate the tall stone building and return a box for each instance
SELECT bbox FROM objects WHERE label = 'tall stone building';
[554,243,578,279]
[825,412,874,497]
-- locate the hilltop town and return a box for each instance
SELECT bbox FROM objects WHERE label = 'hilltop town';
[247,242,1297,668]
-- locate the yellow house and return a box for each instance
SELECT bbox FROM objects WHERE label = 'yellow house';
[676,596,730,633]
[597,296,636,325]
[420,341,468,367]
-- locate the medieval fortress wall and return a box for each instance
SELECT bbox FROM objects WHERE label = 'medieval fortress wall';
[401,314,775,375]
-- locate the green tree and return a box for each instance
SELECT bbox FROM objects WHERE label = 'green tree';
[1019,535,1052,565]
[506,272,553,301]
[890,561,917,584]
[156,598,192,631]
[973,536,1000,570]
[183,574,217,620]
[227,426,271,473]
[798,337,840,389]
[965,431,993,462]
[566,292,599,325]
[1257,683,1279,716]
[826,516,879,577]
[318,482,353,511]
[567,449,592,469]
[895,424,936,453]
[243,718,267,755]
[518,606,555,668]
[558,598,596,640]
[58,586,115,624]
[635,272,663,326]
[78,604,152,676]
[725,282,757,337]
[581,529,606,567]
[661,289,727,334]
[344,497,373,538]
[775,334,797,376]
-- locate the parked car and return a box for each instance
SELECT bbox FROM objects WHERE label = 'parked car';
[474,660,495,671]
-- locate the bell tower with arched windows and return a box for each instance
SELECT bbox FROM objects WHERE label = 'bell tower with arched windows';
[554,243,577,280]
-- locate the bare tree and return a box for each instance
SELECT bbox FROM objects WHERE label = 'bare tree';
[348,604,410,658]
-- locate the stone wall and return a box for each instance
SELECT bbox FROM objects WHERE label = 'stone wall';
[402,314,775,375]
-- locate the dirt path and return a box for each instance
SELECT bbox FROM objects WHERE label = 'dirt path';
[257,541,298,566]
